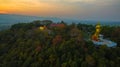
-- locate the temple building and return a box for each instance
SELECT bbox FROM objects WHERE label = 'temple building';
[49,23,65,29]
[39,25,47,31]
[92,23,117,47]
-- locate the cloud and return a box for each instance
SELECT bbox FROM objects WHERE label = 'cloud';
[38,0,96,3]
[65,0,96,3]
[0,10,8,14]
[0,0,119,20]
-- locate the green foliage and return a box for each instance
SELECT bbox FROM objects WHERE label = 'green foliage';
[0,20,120,67]
[101,26,120,46]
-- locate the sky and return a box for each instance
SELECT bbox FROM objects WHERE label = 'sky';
[0,0,120,21]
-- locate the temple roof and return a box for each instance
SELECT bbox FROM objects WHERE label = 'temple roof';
[92,39,117,47]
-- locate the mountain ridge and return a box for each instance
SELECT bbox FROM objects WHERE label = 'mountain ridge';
[0,14,120,30]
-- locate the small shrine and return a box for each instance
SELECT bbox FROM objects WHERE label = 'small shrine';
[39,25,47,30]
[92,23,117,47]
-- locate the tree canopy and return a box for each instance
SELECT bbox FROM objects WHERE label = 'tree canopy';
[0,20,120,67]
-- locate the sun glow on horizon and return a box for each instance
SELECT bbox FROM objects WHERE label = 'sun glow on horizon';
[0,0,120,20]
[0,11,8,14]
[0,0,81,17]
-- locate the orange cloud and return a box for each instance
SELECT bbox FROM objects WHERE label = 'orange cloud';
[0,0,77,16]
[0,10,8,14]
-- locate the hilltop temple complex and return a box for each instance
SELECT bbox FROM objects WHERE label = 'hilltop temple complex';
[92,23,117,47]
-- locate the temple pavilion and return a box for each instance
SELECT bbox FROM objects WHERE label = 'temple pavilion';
[92,23,117,47]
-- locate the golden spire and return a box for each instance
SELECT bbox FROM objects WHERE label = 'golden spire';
[92,22,101,41]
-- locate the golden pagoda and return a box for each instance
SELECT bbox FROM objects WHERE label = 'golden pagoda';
[91,22,117,47]
[92,23,101,41]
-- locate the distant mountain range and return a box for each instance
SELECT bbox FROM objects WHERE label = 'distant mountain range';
[0,14,120,30]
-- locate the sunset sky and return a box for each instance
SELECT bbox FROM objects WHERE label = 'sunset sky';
[0,0,120,21]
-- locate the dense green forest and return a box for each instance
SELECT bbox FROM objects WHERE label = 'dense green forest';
[0,20,120,67]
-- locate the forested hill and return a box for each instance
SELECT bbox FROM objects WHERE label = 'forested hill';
[0,20,120,67]
[0,14,61,30]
